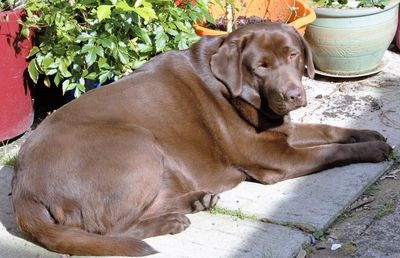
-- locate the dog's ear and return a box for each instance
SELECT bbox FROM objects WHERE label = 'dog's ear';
[211,33,252,98]
[240,84,261,109]
[299,35,315,79]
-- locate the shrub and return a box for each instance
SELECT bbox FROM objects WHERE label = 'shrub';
[23,0,212,97]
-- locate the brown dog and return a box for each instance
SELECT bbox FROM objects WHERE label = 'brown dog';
[12,23,391,256]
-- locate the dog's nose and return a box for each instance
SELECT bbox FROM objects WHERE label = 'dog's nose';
[285,87,307,107]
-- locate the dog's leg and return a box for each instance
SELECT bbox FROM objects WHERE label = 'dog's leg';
[280,123,387,147]
[244,139,391,184]
[111,213,191,239]
[108,191,219,239]
[143,191,220,218]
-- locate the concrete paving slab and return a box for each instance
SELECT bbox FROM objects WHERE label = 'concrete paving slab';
[218,162,390,230]
[145,213,308,258]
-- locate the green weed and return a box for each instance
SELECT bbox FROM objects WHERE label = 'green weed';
[209,206,258,221]
[374,199,396,220]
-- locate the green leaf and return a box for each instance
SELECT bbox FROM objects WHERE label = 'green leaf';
[118,50,129,64]
[62,79,73,94]
[95,46,104,58]
[47,69,58,75]
[28,61,39,83]
[133,7,157,22]
[134,0,143,8]
[99,57,111,69]
[138,43,152,53]
[167,29,178,36]
[85,50,97,67]
[132,60,146,69]
[85,72,98,80]
[27,46,40,59]
[81,43,94,54]
[21,26,30,38]
[42,56,55,70]
[116,1,134,11]
[155,34,167,52]
[137,28,151,45]
[178,36,188,50]
[99,71,111,84]
[74,87,82,98]
[97,5,112,22]
[76,32,92,42]
[54,72,61,86]
[59,61,72,77]
[174,21,190,33]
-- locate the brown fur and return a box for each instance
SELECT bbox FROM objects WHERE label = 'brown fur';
[12,23,391,256]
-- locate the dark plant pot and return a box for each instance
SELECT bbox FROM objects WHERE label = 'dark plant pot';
[0,8,34,141]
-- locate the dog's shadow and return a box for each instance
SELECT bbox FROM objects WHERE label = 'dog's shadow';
[0,166,25,238]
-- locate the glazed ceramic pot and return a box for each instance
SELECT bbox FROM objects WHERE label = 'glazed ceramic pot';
[305,2,399,76]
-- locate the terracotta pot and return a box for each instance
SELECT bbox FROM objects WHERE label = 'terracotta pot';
[193,0,316,36]
[0,8,34,141]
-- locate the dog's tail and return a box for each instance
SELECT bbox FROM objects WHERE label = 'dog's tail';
[13,197,157,257]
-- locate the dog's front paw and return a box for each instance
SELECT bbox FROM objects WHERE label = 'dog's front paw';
[192,193,220,212]
[350,130,387,143]
[367,141,393,163]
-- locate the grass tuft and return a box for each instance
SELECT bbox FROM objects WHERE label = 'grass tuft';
[209,206,258,221]
[0,146,17,167]
[374,199,396,220]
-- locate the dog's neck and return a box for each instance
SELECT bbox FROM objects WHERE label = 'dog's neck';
[231,97,286,132]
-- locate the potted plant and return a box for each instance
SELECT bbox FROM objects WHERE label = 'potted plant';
[305,0,400,76]
[0,0,34,142]
[193,0,316,36]
[22,0,210,99]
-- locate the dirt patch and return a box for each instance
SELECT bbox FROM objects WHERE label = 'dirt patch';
[308,162,400,258]
[320,93,382,119]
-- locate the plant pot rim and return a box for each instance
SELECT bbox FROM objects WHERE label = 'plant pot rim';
[0,7,25,21]
[315,1,400,18]
[193,0,316,36]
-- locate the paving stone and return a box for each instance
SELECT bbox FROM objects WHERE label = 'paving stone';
[218,162,390,230]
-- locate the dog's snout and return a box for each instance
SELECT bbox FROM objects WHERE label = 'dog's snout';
[284,86,307,108]
[286,87,302,101]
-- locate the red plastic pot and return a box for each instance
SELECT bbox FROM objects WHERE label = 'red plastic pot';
[0,8,34,142]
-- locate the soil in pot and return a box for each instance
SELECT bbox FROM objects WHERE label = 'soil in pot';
[205,16,284,31]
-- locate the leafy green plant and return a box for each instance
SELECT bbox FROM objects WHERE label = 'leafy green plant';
[0,0,25,11]
[23,0,212,97]
[309,0,389,8]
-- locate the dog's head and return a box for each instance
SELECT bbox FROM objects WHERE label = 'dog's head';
[210,23,315,120]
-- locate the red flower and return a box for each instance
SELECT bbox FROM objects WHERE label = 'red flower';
[174,0,196,9]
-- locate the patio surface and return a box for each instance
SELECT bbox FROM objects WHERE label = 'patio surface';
[1,50,399,258]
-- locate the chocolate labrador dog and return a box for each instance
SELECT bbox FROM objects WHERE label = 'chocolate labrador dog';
[12,23,391,256]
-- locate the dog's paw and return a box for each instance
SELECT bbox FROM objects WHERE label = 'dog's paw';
[160,213,191,235]
[367,141,393,163]
[192,193,220,212]
[350,130,387,143]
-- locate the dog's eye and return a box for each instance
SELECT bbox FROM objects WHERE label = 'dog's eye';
[259,62,269,69]
[289,52,298,60]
